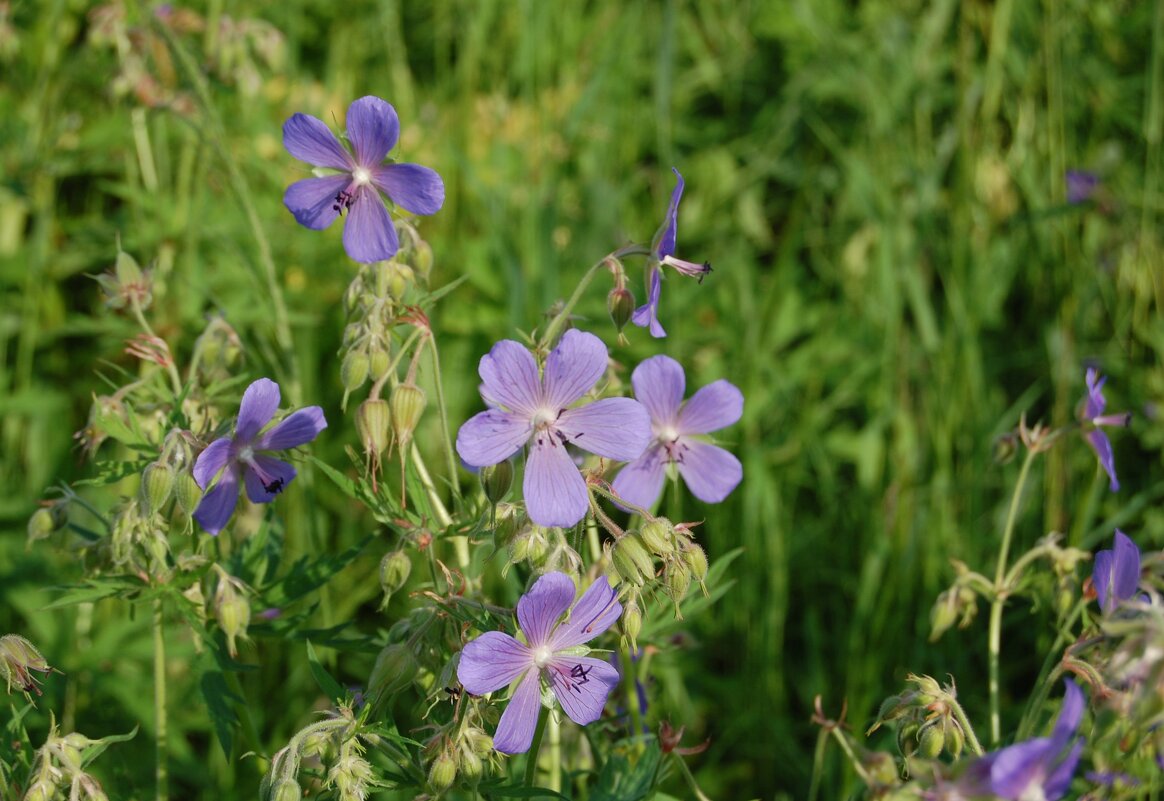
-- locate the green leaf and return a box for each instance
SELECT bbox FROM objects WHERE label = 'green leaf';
[201,669,243,757]
[310,455,365,504]
[475,780,570,799]
[79,726,138,767]
[306,640,347,705]
[259,535,373,609]
[42,576,143,609]
[589,736,662,801]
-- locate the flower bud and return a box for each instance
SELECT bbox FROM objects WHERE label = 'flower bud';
[463,727,493,756]
[480,461,513,504]
[0,634,54,696]
[639,518,674,555]
[368,349,391,382]
[945,720,964,759]
[389,383,426,447]
[301,730,333,760]
[613,535,655,586]
[607,287,636,333]
[356,399,392,459]
[270,777,302,801]
[213,573,250,658]
[622,598,643,647]
[174,471,203,517]
[341,351,370,394]
[378,549,411,608]
[27,503,67,544]
[681,542,709,584]
[368,643,418,703]
[928,590,959,643]
[428,750,457,792]
[896,720,920,757]
[386,262,415,299]
[457,744,483,782]
[23,780,56,801]
[140,462,175,516]
[664,560,691,605]
[916,720,945,759]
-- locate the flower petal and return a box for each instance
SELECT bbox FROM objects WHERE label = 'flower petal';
[989,737,1057,799]
[630,266,666,338]
[373,163,445,216]
[255,407,328,451]
[676,439,742,503]
[1052,680,1085,744]
[193,468,240,535]
[516,572,576,649]
[193,437,234,490]
[1085,368,1106,419]
[346,96,399,167]
[1086,429,1119,492]
[282,112,351,171]
[631,355,685,427]
[546,656,620,726]
[243,455,297,504]
[1044,740,1084,800]
[493,669,542,755]
[610,444,668,512]
[524,437,589,527]
[478,340,541,416]
[678,379,744,435]
[283,175,349,231]
[343,187,399,263]
[543,330,608,410]
[1093,550,1114,613]
[551,577,622,650]
[557,398,651,461]
[653,167,684,260]
[237,378,281,442]
[1111,530,1141,608]
[457,631,532,695]
[456,410,531,467]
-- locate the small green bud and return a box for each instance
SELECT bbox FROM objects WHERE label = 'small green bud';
[368,643,418,703]
[622,599,643,647]
[665,559,692,605]
[916,721,945,759]
[270,777,302,801]
[928,589,959,643]
[639,518,674,555]
[612,534,655,586]
[428,751,457,792]
[0,634,53,696]
[341,351,370,394]
[864,750,899,786]
[509,529,533,562]
[27,504,66,543]
[457,744,483,782]
[368,349,391,382]
[174,471,203,517]
[378,549,412,608]
[23,780,56,801]
[896,720,920,757]
[356,399,392,459]
[526,529,550,565]
[115,249,143,286]
[390,383,426,447]
[491,503,521,550]
[607,286,636,332]
[480,461,514,504]
[945,720,964,759]
[140,462,175,516]
[463,727,493,756]
[213,572,250,658]
[386,263,415,299]
[300,730,332,760]
[681,542,709,584]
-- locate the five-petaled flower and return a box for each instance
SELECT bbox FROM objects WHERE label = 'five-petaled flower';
[455,330,651,527]
[1093,530,1141,614]
[612,355,742,511]
[457,572,622,754]
[282,95,445,263]
[631,168,711,338]
[193,378,327,535]
[1080,368,1130,492]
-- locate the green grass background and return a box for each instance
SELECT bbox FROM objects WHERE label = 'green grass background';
[2,0,1163,798]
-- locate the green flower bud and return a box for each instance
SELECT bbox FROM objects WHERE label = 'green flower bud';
[622,599,643,648]
[368,643,418,703]
[916,720,944,759]
[368,349,391,382]
[945,720,964,759]
[612,534,655,586]
[665,559,692,604]
[491,503,521,550]
[639,518,674,554]
[390,383,426,447]
[413,240,434,278]
[356,399,392,459]
[270,777,302,801]
[378,549,412,608]
[681,542,709,584]
[463,727,493,756]
[526,529,550,565]
[928,589,959,643]
[428,750,457,792]
[386,263,415,299]
[457,744,483,782]
[341,351,370,394]
[607,286,636,333]
[27,503,67,543]
[174,471,203,517]
[213,572,250,658]
[140,462,175,516]
[0,634,53,696]
[115,249,143,286]
[23,780,56,801]
[896,720,920,757]
[864,750,899,786]
[300,730,332,760]
[480,461,513,504]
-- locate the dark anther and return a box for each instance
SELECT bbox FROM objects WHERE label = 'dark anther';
[263,478,285,494]
[697,261,713,283]
[570,663,591,686]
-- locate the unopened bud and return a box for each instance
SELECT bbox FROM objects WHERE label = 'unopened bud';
[378,550,412,608]
[174,471,203,517]
[681,543,709,584]
[613,535,655,586]
[428,751,457,792]
[457,744,483,782]
[413,240,434,277]
[140,462,175,516]
[213,573,250,658]
[270,777,302,801]
[386,263,415,299]
[607,287,636,332]
[463,727,493,756]
[929,590,959,643]
[664,560,691,604]
[23,780,56,801]
[368,350,391,382]
[945,721,964,759]
[27,504,67,543]
[480,461,513,504]
[368,643,418,703]
[0,634,54,696]
[356,399,391,458]
[917,721,945,759]
[639,518,674,555]
[622,599,643,647]
[341,351,370,394]
[896,720,920,757]
[390,383,426,447]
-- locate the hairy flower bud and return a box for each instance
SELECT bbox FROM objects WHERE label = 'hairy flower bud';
[174,471,203,517]
[665,559,692,605]
[378,549,411,609]
[140,462,175,516]
[368,643,418,703]
[945,720,964,759]
[612,534,655,586]
[341,351,370,394]
[916,720,945,759]
[390,383,426,447]
[622,598,643,648]
[27,503,67,544]
[270,777,302,801]
[457,744,483,783]
[368,349,391,382]
[23,779,57,801]
[607,287,636,333]
[356,399,392,459]
[213,572,250,658]
[0,634,54,696]
[480,461,513,505]
[463,727,493,757]
[681,542,709,584]
[639,518,674,555]
[428,750,457,792]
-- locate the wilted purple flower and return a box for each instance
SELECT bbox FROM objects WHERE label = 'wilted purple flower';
[1093,530,1141,614]
[1080,368,1131,492]
[457,572,621,754]
[455,330,651,527]
[612,355,742,510]
[1066,170,1099,205]
[631,168,711,338]
[193,378,327,535]
[282,96,445,263]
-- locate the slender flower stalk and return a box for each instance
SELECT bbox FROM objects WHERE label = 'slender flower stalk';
[153,599,168,801]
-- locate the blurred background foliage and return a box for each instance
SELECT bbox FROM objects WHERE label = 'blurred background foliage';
[1,0,1162,798]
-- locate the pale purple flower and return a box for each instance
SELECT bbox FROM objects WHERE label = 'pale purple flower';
[455,330,651,527]
[1066,170,1099,205]
[1080,368,1130,492]
[193,378,327,535]
[282,96,445,263]
[1093,530,1141,614]
[612,355,742,510]
[457,572,621,754]
[631,168,711,338]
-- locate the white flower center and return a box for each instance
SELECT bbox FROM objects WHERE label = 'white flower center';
[531,407,557,430]
[237,444,255,464]
[351,166,372,187]
[532,645,553,668]
[656,423,680,443]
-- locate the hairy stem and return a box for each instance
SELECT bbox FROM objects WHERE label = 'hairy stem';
[537,245,650,351]
[152,599,168,801]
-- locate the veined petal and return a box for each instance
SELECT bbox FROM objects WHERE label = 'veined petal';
[631,355,685,426]
[1093,550,1114,613]
[1111,530,1142,609]
[610,444,668,512]
[546,655,619,726]
[283,175,348,231]
[1044,740,1083,800]
[373,163,445,216]
[989,737,1057,799]
[653,167,684,260]
[343,187,399,263]
[237,378,281,442]
[524,436,589,528]
[478,340,541,416]
[1085,368,1106,419]
[1051,680,1085,744]
[243,455,297,504]
[193,469,240,535]
[557,398,651,461]
[1086,429,1119,491]
[493,669,541,754]
[254,407,328,451]
[551,577,621,650]
[678,379,744,435]
[517,572,576,648]
[346,96,399,167]
[676,439,742,503]
[456,410,531,467]
[282,112,351,171]
[543,330,608,409]
[193,437,234,490]
[457,631,533,695]
[630,267,666,338]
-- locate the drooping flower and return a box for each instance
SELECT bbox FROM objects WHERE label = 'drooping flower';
[1079,368,1130,492]
[1066,170,1099,205]
[630,168,711,338]
[612,355,742,511]
[457,572,621,754]
[1093,530,1141,614]
[282,95,445,263]
[455,330,651,527]
[193,378,327,535]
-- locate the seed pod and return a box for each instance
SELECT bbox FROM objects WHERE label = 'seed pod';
[378,549,412,608]
[356,399,391,459]
[341,351,370,394]
[612,534,655,586]
[480,461,513,504]
[607,287,636,333]
[622,598,643,647]
[639,518,674,555]
[174,471,203,516]
[390,383,426,447]
[681,542,709,583]
[368,349,391,382]
[428,750,457,792]
[140,462,175,516]
[270,777,302,801]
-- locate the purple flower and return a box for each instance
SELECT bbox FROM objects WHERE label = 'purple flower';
[1080,368,1131,492]
[611,355,742,510]
[455,330,651,527]
[1093,530,1141,614]
[457,572,622,754]
[282,96,445,263]
[631,168,711,338]
[1066,170,1099,205]
[193,378,327,535]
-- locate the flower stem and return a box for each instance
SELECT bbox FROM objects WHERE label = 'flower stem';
[622,644,643,738]
[947,695,985,756]
[152,598,168,801]
[827,726,873,786]
[537,246,650,351]
[807,726,827,801]
[130,297,183,397]
[524,706,548,787]
[670,753,714,801]
[547,711,561,793]
[427,335,462,508]
[409,442,467,569]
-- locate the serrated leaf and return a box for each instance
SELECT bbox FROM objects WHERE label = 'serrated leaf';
[42,576,143,609]
[306,640,347,704]
[259,535,373,609]
[201,669,243,757]
[475,780,571,799]
[589,736,661,801]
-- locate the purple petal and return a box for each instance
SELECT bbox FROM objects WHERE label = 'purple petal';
[346,96,398,167]
[516,572,576,649]
[193,468,240,535]
[557,398,651,461]
[478,340,541,416]
[631,355,685,426]
[193,437,234,490]
[237,378,281,442]
[493,669,542,754]
[524,436,589,527]
[1085,368,1106,419]
[457,631,532,695]
[678,379,744,435]
[551,577,622,650]
[1111,530,1141,607]
[343,187,399,263]
[1086,429,1119,491]
[243,455,297,504]
[282,112,352,171]
[254,407,327,451]
[373,163,445,216]
[456,410,531,468]
[610,444,668,511]
[1044,740,1083,800]
[989,738,1057,799]
[676,439,742,503]
[283,175,349,230]
[1066,170,1099,205]
[630,267,666,338]
[1093,550,1114,613]
[546,656,620,726]
[1052,680,1085,743]
[654,167,684,260]
[543,330,608,410]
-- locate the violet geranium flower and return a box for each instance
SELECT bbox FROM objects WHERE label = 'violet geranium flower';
[1080,368,1131,492]
[631,168,711,338]
[282,96,444,263]
[612,355,742,511]
[193,378,327,535]
[455,330,651,528]
[456,572,621,754]
[1093,530,1141,614]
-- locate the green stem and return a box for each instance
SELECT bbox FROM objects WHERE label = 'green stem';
[622,644,643,739]
[524,706,548,786]
[427,335,462,508]
[1014,597,1086,740]
[807,727,827,801]
[130,297,183,397]
[547,712,561,793]
[409,442,468,569]
[670,753,713,801]
[947,696,985,756]
[537,246,649,351]
[828,727,872,786]
[152,599,168,801]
